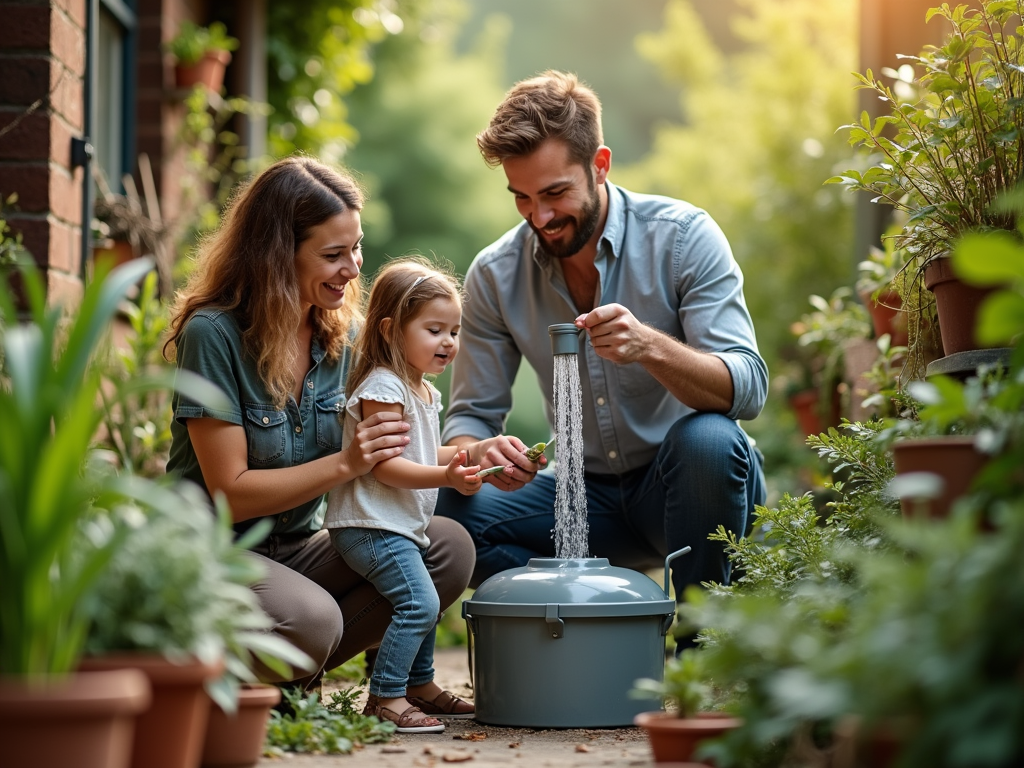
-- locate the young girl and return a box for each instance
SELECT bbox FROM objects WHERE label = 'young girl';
[324,257,501,732]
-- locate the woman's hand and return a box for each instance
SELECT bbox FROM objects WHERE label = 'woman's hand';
[446,449,483,496]
[344,411,411,477]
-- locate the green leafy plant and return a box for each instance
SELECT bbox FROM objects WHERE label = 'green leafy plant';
[0,259,203,677]
[94,271,173,477]
[264,686,395,755]
[633,648,713,718]
[828,1,1024,375]
[789,287,871,420]
[165,21,239,66]
[0,193,28,267]
[81,492,313,712]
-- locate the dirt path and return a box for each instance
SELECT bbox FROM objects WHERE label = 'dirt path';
[257,647,657,767]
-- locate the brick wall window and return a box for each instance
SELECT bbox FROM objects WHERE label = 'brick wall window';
[95,0,137,192]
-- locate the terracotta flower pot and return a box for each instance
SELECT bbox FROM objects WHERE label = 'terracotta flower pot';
[923,257,998,356]
[788,387,842,437]
[81,654,224,768]
[174,50,232,91]
[0,668,151,768]
[891,435,989,519]
[201,683,280,768]
[634,711,742,765]
[861,288,909,349]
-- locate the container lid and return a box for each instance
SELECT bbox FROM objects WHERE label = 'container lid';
[464,558,674,619]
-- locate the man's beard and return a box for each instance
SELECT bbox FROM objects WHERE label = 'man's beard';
[532,185,601,260]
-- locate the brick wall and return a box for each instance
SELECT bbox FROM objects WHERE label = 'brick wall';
[0,0,87,305]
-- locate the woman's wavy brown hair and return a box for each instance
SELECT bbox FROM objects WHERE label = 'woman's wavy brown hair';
[346,256,464,402]
[164,156,365,408]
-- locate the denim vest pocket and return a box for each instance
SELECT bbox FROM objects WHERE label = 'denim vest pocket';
[315,390,346,450]
[615,361,661,397]
[244,405,288,465]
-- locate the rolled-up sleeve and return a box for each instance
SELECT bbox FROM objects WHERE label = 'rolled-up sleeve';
[676,213,768,421]
[442,254,523,443]
[173,315,243,425]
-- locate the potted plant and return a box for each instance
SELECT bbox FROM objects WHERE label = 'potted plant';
[856,226,910,349]
[79,490,312,768]
[828,1,1023,376]
[632,649,742,764]
[166,21,239,92]
[887,225,1024,521]
[787,287,872,435]
[0,259,160,768]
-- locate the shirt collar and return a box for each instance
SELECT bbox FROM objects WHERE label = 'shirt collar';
[599,181,625,263]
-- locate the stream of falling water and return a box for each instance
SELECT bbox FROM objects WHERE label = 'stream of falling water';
[553,352,590,559]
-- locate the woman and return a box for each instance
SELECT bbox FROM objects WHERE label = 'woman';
[163,156,475,690]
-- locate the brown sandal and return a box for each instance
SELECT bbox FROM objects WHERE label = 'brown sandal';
[363,693,445,733]
[407,689,475,719]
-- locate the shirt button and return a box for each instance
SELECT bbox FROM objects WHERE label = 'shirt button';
[307,380,314,389]
[608,450,618,459]
[262,416,269,424]
[294,426,303,434]
[596,397,606,406]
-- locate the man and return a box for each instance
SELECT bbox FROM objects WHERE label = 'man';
[437,71,766,602]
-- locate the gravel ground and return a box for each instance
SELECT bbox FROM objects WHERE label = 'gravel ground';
[256,646,659,768]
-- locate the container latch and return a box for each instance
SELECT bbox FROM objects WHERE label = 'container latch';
[545,603,564,639]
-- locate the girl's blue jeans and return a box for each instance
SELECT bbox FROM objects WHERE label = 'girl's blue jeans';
[436,413,766,598]
[328,527,440,698]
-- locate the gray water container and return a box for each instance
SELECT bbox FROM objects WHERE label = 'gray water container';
[463,557,677,728]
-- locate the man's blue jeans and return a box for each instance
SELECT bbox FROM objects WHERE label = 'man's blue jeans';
[436,413,766,598]
[329,527,440,698]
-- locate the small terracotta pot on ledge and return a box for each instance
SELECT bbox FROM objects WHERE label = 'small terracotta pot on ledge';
[634,710,742,765]
[923,256,999,356]
[174,49,232,92]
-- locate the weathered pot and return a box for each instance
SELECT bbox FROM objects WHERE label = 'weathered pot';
[891,435,988,519]
[923,257,998,356]
[634,711,742,765]
[174,50,232,91]
[788,387,841,437]
[201,683,280,768]
[0,668,150,768]
[81,654,223,768]
[861,288,909,349]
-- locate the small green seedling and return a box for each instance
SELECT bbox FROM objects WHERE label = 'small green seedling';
[477,465,511,477]
[525,435,557,462]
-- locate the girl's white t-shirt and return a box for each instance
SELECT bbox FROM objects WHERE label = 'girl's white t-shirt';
[324,367,442,548]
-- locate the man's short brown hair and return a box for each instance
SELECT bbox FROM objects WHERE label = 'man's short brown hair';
[477,70,603,169]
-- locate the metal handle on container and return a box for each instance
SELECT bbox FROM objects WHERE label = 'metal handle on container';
[663,546,691,598]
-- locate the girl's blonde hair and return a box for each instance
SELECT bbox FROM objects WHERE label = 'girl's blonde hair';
[164,157,365,408]
[347,256,464,398]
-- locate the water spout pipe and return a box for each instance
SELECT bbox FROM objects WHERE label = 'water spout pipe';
[549,323,582,355]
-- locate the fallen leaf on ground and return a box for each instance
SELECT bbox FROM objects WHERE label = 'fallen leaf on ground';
[442,750,474,763]
[453,731,488,741]
[508,742,521,749]
[381,746,407,753]
[575,744,591,753]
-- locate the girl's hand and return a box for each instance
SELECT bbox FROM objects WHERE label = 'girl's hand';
[446,449,483,496]
[345,411,410,477]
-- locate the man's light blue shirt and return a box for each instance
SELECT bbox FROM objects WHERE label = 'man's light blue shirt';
[442,182,767,475]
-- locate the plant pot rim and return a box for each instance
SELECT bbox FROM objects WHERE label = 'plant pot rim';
[893,434,979,448]
[634,709,744,729]
[0,668,151,714]
[80,653,224,684]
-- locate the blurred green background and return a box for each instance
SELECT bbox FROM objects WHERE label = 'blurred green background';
[267,0,861,501]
